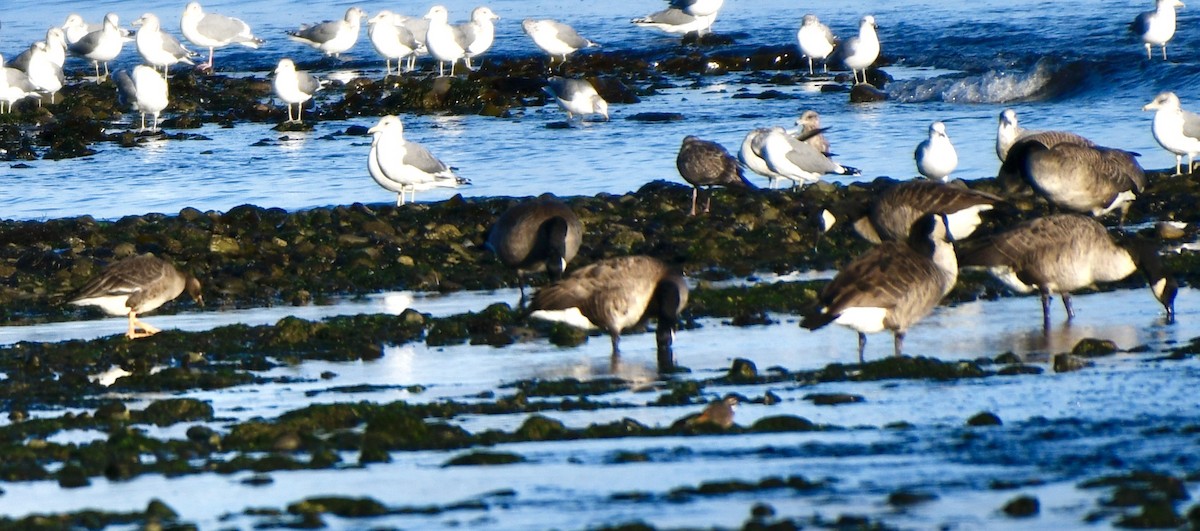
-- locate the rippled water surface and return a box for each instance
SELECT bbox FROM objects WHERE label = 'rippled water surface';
[2,0,1200,528]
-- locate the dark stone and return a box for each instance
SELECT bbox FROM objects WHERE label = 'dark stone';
[727,358,758,382]
[849,83,888,103]
[625,112,685,122]
[1072,338,1120,357]
[804,393,864,406]
[1054,353,1094,373]
[443,451,525,467]
[750,415,816,433]
[967,411,1002,427]
[1003,495,1039,517]
[888,490,938,506]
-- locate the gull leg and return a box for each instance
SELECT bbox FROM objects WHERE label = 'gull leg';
[1163,45,1168,61]
[208,48,215,69]
[893,331,905,358]
[1146,44,1153,60]
[1189,153,1195,174]
[1175,155,1184,176]
[807,57,814,75]
[704,191,712,213]
[857,332,867,364]
[140,112,146,132]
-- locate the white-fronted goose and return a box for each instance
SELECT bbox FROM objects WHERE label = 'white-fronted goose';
[485,194,583,303]
[529,255,688,373]
[802,214,958,363]
[1143,91,1200,175]
[958,213,1176,329]
[1001,131,1144,221]
[853,180,1001,243]
[69,254,203,339]
[915,121,958,182]
[676,136,756,215]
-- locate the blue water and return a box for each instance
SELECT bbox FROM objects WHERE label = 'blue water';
[2,0,1198,219]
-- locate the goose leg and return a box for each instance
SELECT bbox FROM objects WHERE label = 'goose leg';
[893,331,905,358]
[1040,289,1052,330]
[690,187,699,216]
[1062,293,1075,321]
[704,190,712,213]
[857,332,867,364]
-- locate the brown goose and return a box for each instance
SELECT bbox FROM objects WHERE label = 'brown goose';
[996,122,1095,192]
[801,215,957,363]
[69,253,203,338]
[1000,132,1143,221]
[853,180,1001,243]
[958,214,1176,329]
[676,136,756,216]
[529,255,688,373]
[485,194,583,304]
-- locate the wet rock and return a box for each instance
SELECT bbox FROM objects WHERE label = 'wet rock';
[804,393,864,406]
[750,415,817,433]
[443,450,525,467]
[727,358,758,382]
[515,414,568,440]
[139,398,214,426]
[849,83,888,103]
[95,401,130,422]
[242,474,274,486]
[888,490,938,507]
[610,451,650,464]
[1054,353,1095,373]
[967,411,1002,427]
[1072,338,1120,358]
[626,112,684,122]
[997,364,1043,376]
[56,464,90,488]
[547,322,588,347]
[287,496,389,518]
[1003,495,1040,517]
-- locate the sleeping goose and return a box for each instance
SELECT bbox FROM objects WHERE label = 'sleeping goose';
[529,255,688,373]
[485,194,583,305]
[958,213,1176,329]
[802,214,957,363]
[1000,131,1144,222]
[69,254,203,339]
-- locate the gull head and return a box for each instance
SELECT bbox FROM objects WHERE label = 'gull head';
[929,121,948,138]
[473,7,500,22]
[274,58,297,75]
[104,13,121,29]
[368,115,404,137]
[132,13,160,29]
[802,14,821,27]
[369,10,395,25]
[592,94,609,120]
[184,3,204,16]
[1143,91,1181,111]
[346,7,368,23]
[861,15,877,29]
[424,6,450,23]
[999,108,1018,127]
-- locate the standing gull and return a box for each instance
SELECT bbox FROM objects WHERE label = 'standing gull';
[273,58,324,123]
[68,13,125,81]
[669,0,724,16]
[797,14,836,75]
[181,2,264,71]
[133,13,196,77]
[69,254,203,339]
[24,42,64,104]
[368,11,421,76]
[116,65,169,132]
[841,15,880,84]
[801,215,957,363]
[632,7,718,37]
[676,136,756,216]
[1143,91,1200,175]
[424,5,468,76]
[485,194,583,305]
[459,7,500,71]
[529,255,688,374]
[367,115,469,205]
[62,14,132,45]
[398,16,431,72]
[10,28,68,72]
[0,55,41,113]
[760,126,860,189]
[738,128,786,188]
[543,76,608,122]
[959,214,1176,329]
[792,110,831,155]
[1131,0,1185,60]
[288,7,367,58]
[914,121,958,182]
[523,19,597,67]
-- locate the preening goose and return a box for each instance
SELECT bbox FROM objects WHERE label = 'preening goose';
[485,194,583,304]
[852,180,1001,244]
[1000,131,1144,222]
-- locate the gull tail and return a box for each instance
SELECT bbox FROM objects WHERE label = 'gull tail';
[837,164,861,176]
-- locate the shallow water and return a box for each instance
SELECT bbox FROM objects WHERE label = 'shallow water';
[3,0,1200,527]
[3,0,1198,218]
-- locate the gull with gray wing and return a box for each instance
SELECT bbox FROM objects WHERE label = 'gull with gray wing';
[840,15,879,84]
[68,13,125,80]
[523,19,597,66]
[133,13,196,77]
[797,14,836,75]
[543,76,608,122]
[1130,0,1185,60]
[459,7,500,70]
[423,5,468,76]
[289,7,367,58]
[760,126,860,189]
[273,58,324,123]
[1143,91,1200,175]
[367,115,469,205]
[181,2,264,70]
[0,54,41,113]
[368,11,422,76]
[915,121,958,182]
[115,65,169,132]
